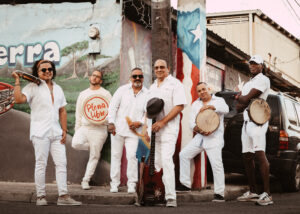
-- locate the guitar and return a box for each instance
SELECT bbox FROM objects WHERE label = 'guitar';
[136,118,165,206]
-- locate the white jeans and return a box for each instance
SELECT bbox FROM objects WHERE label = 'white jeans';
[155,133,177,200]
[72,126,108,182]
[179,134,225,196]
[32,135,68,197]
[110,134,138,188]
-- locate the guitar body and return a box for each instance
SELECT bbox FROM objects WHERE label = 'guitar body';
[137,164,165,206]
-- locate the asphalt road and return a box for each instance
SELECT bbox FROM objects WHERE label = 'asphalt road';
[1,192,300,214]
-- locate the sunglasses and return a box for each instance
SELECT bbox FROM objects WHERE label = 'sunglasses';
[154,66,166,70]
[40,68,53,73]
[132,74,144,79]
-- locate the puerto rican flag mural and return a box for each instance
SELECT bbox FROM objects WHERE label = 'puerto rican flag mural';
[176,0,207,189]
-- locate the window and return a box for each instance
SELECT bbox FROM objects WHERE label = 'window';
[284,99,298,126]
[294,103,300,127]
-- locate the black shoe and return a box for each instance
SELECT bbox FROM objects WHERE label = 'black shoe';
[212,194,225,202]
[176,184,191,192]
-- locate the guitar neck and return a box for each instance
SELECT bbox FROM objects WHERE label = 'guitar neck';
[149,118,156,176]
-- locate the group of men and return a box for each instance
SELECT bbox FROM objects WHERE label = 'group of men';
[12,55,273,207]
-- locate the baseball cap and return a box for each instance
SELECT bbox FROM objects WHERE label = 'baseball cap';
[249,55,264,64]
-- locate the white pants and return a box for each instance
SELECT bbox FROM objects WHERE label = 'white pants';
[179,134,225,196]
[72,126,107,182]
[32,135,68,197]
[155,133,177,200]
[242,121,268,153]
[110,134,138,188]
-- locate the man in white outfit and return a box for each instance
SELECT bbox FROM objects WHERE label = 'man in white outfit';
[178,82,229,202]
[107,67,148,193]
[12,59,81,206]
[72,70,112,190]
[236,55,273,206]
[147,59,187,207]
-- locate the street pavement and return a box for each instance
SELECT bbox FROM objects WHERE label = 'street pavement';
[0,181,248,205]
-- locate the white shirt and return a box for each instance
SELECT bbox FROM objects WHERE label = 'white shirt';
[190,95,229,149]
[22,80,67,140]
[107,83,148,138]
[148,75,187,136]
[75,87,112,131]
[241,73,270,121]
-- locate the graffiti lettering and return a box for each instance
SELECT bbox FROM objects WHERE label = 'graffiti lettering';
[0,41,60,68]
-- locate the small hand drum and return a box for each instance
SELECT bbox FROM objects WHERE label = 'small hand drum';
[0,82,14,115]
[248,98,271,125]
[15,70,41,85]
[83,94,109,125]
[196,108,220,133]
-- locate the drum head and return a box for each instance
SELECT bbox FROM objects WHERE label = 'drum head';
[196,108,220,133]
[83,94,109,125]
[0,82,14,115]
[249,98,271,125]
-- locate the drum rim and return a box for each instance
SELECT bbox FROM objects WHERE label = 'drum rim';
[195,108,220,133]
[82,94,109,125]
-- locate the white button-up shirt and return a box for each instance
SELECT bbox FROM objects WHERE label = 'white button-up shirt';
[22,80,67,140]
[75,87,112,131]
[107,83,148,138]
[190,95,229,149]
[148,75,187,136]
[241,73,270,121]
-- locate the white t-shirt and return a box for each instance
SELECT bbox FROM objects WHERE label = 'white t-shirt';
[75,87,112,131]
[241,73,270,121]
[22,81,67,140]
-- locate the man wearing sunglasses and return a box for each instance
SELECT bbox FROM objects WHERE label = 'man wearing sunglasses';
[107,67,148,193]
[147,59,187,207]
[71,70,112,190]
[12,59,82,206]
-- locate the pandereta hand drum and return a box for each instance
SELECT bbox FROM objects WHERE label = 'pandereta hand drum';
[83,94,109,125]
[196,108,220,133]
[248,98,271,125]
[15,70,41,85]
[0,82,14,115]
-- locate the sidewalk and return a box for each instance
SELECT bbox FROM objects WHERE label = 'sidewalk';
[0,182,248,205]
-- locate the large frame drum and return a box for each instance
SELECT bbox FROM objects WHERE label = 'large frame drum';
[248,98,271,125]
[196,108,220,133]
[83,94,109,125]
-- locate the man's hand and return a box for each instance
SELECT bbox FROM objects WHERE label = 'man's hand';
[108,123,116,136]
[193,125,212,136]
[152,120,166,133]
[12,71,21,81]
[129,121,142,131]
[61,130,67,144]
[200,105,216,112]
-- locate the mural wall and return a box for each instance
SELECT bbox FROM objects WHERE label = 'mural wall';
[0,0,122,183]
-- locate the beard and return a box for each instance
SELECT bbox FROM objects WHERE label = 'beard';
[133,81,142,87]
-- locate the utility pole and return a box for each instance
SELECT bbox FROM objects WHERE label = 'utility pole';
[151,0,172,78]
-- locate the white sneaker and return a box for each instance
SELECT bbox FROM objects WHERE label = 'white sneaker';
[81,181,91,190]
[166,199,177,207]
[255,192,274,206]
[57,196,82,206]
[237,191,259,202]
[36,196,47,206]
[110,186,118,193]
[127,186,136,194]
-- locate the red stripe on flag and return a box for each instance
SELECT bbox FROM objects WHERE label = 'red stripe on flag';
[191,64,200,102]
[176,48,184,82]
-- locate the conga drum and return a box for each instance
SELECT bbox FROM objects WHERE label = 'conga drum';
[0,82,14,115]
[196,108,220,133]
[248,98,271,125]
[15,70,41,85]
[83,94,109,125]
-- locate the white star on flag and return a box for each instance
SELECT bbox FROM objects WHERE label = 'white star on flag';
[189,24,203,43]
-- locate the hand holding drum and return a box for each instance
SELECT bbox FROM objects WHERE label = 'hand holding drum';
[195,105,220,136]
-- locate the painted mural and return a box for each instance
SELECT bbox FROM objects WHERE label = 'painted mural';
[0,0,122,138]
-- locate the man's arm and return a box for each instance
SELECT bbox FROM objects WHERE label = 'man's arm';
[12,72,27,104]
[236,88,262,112]
[152,105,184,132]
[59,107,67,144]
